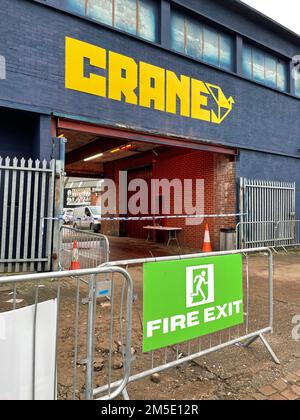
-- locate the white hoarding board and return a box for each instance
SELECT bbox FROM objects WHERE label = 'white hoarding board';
[0,299,57,400]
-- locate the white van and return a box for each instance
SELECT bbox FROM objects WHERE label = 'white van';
[73,206,101,233]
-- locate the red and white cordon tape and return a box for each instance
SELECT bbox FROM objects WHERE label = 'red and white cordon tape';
[71,213,245,222]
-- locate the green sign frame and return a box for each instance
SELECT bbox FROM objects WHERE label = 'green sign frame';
[143,254,244,353]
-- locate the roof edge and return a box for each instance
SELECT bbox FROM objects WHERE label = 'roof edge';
[230,0,300,43]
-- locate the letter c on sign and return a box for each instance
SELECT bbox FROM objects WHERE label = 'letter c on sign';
[65,37,106,97]
[0,55,6,80]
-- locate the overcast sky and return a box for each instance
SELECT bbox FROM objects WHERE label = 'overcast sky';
[242,0,300,35]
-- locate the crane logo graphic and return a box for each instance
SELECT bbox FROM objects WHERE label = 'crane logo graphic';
[206,84,235,124]
[186,264,215,308]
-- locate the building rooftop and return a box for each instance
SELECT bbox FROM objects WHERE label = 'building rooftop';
[228,0,300,44]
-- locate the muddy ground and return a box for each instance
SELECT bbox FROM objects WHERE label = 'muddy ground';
[1,238,300,400]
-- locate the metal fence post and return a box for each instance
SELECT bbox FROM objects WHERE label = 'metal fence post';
[52,137,67,271]
[85,274,96,400]
[268,249,274,332]
[239,177,245,248]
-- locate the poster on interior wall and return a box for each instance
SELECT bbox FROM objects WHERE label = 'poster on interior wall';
[0,300,57,400]
[65,188,92,207]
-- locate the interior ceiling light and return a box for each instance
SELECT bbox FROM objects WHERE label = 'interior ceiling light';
[110,143,133,153]
[83,152,104,162]
[110,147,121,154]
[121,144,132,150]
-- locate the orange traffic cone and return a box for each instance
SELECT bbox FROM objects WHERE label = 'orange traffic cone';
[70,240,81,270]
[202,224,212,253]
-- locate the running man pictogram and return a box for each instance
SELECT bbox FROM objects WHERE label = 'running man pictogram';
[186,264,215,308]
[191,270,209,302]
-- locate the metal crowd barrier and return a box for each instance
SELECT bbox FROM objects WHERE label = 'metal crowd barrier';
[0,247,279,401]
[236,220,300,251]
[59,226,110,270]
[93,247,279,400]
[0,266,132,400]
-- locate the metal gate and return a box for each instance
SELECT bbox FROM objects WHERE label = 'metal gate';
[238,178,296,248]
[0,157,56,273]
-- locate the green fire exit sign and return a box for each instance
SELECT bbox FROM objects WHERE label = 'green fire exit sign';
[143,254,244,353]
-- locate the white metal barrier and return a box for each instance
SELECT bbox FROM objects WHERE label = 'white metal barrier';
[59,226,110,270]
